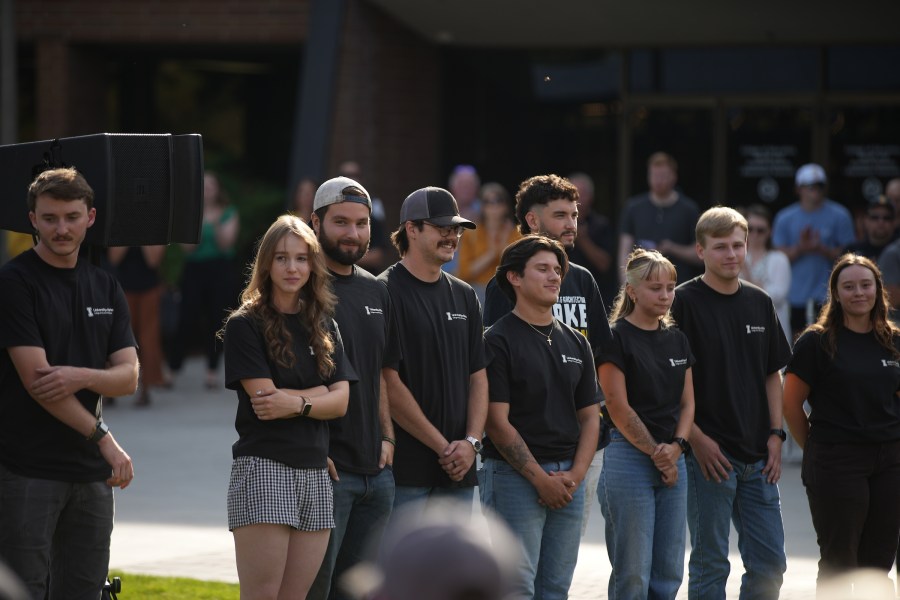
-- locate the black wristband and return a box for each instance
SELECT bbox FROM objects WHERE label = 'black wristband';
[769,428,787,441]
[672,437,691,456]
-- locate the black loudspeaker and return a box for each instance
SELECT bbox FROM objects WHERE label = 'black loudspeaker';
[0,133,204,246]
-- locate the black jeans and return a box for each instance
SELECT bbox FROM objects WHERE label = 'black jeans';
[801,439,900,585]
[0,463,114,600]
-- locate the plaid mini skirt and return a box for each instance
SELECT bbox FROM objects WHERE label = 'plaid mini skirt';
[227,455,334,532]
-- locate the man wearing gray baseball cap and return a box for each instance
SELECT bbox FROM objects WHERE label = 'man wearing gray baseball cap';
[308,176,402,600]
[378,187,486,514]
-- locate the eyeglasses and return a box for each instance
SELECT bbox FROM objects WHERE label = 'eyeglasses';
[748,226,769,234]
[868,214,893,222]
[424,222,464,238]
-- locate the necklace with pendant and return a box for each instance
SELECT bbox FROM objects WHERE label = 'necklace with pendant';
[523,320,554,346]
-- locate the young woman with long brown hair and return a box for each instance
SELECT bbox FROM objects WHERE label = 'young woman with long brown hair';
[784,253,900,593]
[223,215,356,599]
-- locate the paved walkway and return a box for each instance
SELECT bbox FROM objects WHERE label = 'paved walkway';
[107,358,895,598]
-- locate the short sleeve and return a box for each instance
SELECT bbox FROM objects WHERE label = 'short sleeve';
[484,332,511,404]
[574,333,600,410]
[785,330,821,386]
[0,271,42,349]
[594,327,626,372]
[466,287,487,373]
[771,212,790,249]
[585,274,612,352]
[326,319,359,386]
[223,315,273,389]
[618,201,636,236]
[107,281,137,355]
[381,288,402,369]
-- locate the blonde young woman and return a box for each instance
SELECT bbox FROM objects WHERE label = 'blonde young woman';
[596,248,695,599]
[222,215,356,599]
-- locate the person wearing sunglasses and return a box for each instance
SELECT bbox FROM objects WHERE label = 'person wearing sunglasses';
[772,163,856,338]
[741,204,792,342]
[379,187,487,514]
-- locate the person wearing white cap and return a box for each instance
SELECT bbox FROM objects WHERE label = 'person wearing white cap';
[308,177,402,599]
[378,187,488,512]
[772,163,856,336]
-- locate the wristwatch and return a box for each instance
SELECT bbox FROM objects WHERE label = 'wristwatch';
[672,437,691,456]
[299,396,312,417]
[87,419,109,443]
[465,435,483,454]
[769,428,787,441]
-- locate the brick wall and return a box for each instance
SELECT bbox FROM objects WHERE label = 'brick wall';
[328,1,440,227]
[17,0,309,44]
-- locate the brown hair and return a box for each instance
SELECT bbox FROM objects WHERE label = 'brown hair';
[803,253,900,359]
[495,235,569,304]
[27,167,94,212]
[225,215,337,378]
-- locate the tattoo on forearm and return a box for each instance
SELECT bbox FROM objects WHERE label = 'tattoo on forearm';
[624,413,657,453]
[497,435,537,477]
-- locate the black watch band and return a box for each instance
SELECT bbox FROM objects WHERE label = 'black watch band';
[769,428,787,441]
[672,437,691,456]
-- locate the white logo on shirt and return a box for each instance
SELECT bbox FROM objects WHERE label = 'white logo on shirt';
[881,359,900,368]
[746,325,766,334]
[446,312,468,322]
[669,358,688,366]
[364,306,383,316]
[86,307,114,317]
[561,354,583,365]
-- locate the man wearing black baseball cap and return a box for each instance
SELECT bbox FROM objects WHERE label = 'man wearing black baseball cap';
[378,187,487,513]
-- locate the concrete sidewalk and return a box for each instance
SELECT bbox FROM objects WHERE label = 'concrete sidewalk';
[107,357,893,598]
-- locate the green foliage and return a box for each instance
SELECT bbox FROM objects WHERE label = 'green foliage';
[107,571,239,600]
[160,164,288,288]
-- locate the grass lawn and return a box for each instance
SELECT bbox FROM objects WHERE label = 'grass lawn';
[107,571,239,599]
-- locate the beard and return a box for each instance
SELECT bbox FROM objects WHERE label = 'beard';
[319,225,370,266]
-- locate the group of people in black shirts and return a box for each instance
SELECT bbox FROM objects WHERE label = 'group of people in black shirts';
[0,166,897,600]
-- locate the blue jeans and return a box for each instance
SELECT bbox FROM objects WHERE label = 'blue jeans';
[479,457,584,600]
[310,467,395,600]
[685,451,786,600]
[0,463,114,600]
[599,430,687,600]
[391,483,475,516]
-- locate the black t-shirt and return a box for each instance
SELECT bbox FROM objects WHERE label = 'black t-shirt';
[671,277,791,462]
[328,266,401,474]
[483,314,599,463]
[483,261,612,353]
[378,263,487,488]
[787,328,900,444]
[596,319,694,443]
[567,212,618,308]
[0,249,136,482]
[224,313,357,469]
[619,193,701,283]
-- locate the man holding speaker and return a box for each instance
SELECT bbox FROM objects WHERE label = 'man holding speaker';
[0,167,139,600]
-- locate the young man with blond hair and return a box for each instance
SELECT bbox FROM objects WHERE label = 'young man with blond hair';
[671,206,792,600]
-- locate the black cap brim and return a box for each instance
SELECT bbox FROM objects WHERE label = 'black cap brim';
[429,214,476,229]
